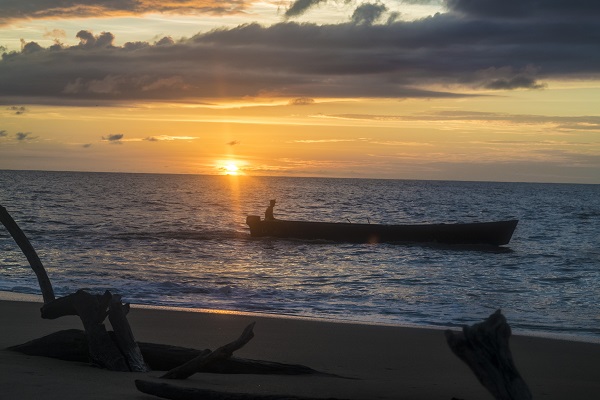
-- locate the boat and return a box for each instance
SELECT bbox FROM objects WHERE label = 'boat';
[246,215,518,246]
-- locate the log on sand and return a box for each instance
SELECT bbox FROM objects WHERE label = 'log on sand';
[9,329,329,375]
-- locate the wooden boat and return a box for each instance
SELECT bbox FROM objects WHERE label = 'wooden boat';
[246,216,518,246]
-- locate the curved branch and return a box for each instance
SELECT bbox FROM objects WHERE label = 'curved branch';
[0,205,55,303]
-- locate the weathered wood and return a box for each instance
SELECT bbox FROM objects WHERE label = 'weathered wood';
[40,292,80,319]
[9,329,328,375]
[71,289,129,371]
[135,380,347,400]
[8,329,89,362]
[162,322,256,379]
[0,205,55,303]
[206,357,329,376]
[445,309,532,400]
[108,294,149,372]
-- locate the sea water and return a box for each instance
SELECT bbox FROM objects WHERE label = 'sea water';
[0,170,598,341]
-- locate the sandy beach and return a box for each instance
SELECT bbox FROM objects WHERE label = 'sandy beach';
[1,299,599,400]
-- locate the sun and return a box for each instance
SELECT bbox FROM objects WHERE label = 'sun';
[223,161,240,175]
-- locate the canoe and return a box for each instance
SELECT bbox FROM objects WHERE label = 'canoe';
[246,216,518,246]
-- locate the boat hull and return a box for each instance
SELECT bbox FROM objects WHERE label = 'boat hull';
[246,216,518,246]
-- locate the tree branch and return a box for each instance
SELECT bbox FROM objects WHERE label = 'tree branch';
[0,205,55,303]
[162,322,256,379]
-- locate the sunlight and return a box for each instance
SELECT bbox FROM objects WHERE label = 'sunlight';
[221,161,240,175]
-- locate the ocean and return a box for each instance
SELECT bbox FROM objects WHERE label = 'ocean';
[0,170,598,341]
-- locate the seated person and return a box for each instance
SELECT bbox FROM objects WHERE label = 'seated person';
[265,199,276,220]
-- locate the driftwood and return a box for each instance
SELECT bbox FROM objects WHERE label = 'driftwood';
[0,205,55,303]
[1,205,147,372]
[10,329,328,375]
[41,288,149,371]
[139,342,327,375]
[445,310,532,400]
[71,289,131,371]
[162,322,256,379]
[108,294,148,372]
[135,380,347,400]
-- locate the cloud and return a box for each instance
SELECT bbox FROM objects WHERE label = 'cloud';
[20,41,43,54]
[83,143,92,148]
[484,76,546,90]
[43,29,67,39]
[102,133,124,143]
[76,30,115,48]
[351,3,388,25]
[444,0,600,19]
[284,0,327,18]
[227,140,240,146]
[15,132,35,141]
[0,0,251,26]
[289,97,315,105]
[0,130,7,137]
[8,106,27,115]
[1,2,599,104]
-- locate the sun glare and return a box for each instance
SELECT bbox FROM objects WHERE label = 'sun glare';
[222,161,240,175]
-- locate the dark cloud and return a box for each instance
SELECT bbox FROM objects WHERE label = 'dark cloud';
[1,1,598,104]
[76,30,116,48]
[284,0,327,18]
[21,41,44,54]
[83,143,92,148]
[103,133,124,143]
[0,130,7,137]
[289,97,315,105]
[16,132,35,141]
[227,140,240,146]
[156,37,175,46]
[351,3,388,25]
[8,106,28,115]
[484,76,546,90]
[0,0,250,26]
[444,0,600,19]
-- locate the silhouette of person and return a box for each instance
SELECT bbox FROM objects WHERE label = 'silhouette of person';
[265,199,276,220]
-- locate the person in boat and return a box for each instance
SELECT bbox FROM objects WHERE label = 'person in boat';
[265,199,276,220]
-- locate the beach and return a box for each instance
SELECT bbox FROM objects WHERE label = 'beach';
[1,299,599,400]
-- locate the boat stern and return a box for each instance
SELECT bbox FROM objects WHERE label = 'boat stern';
[246,215,262,236]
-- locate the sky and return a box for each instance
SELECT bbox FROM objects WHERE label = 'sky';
[0,0,599,183]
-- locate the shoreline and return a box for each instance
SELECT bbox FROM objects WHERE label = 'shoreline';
[1,298,600,399]
[1,289,598,345]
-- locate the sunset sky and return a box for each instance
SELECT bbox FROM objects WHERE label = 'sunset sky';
[0,0,598,183]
